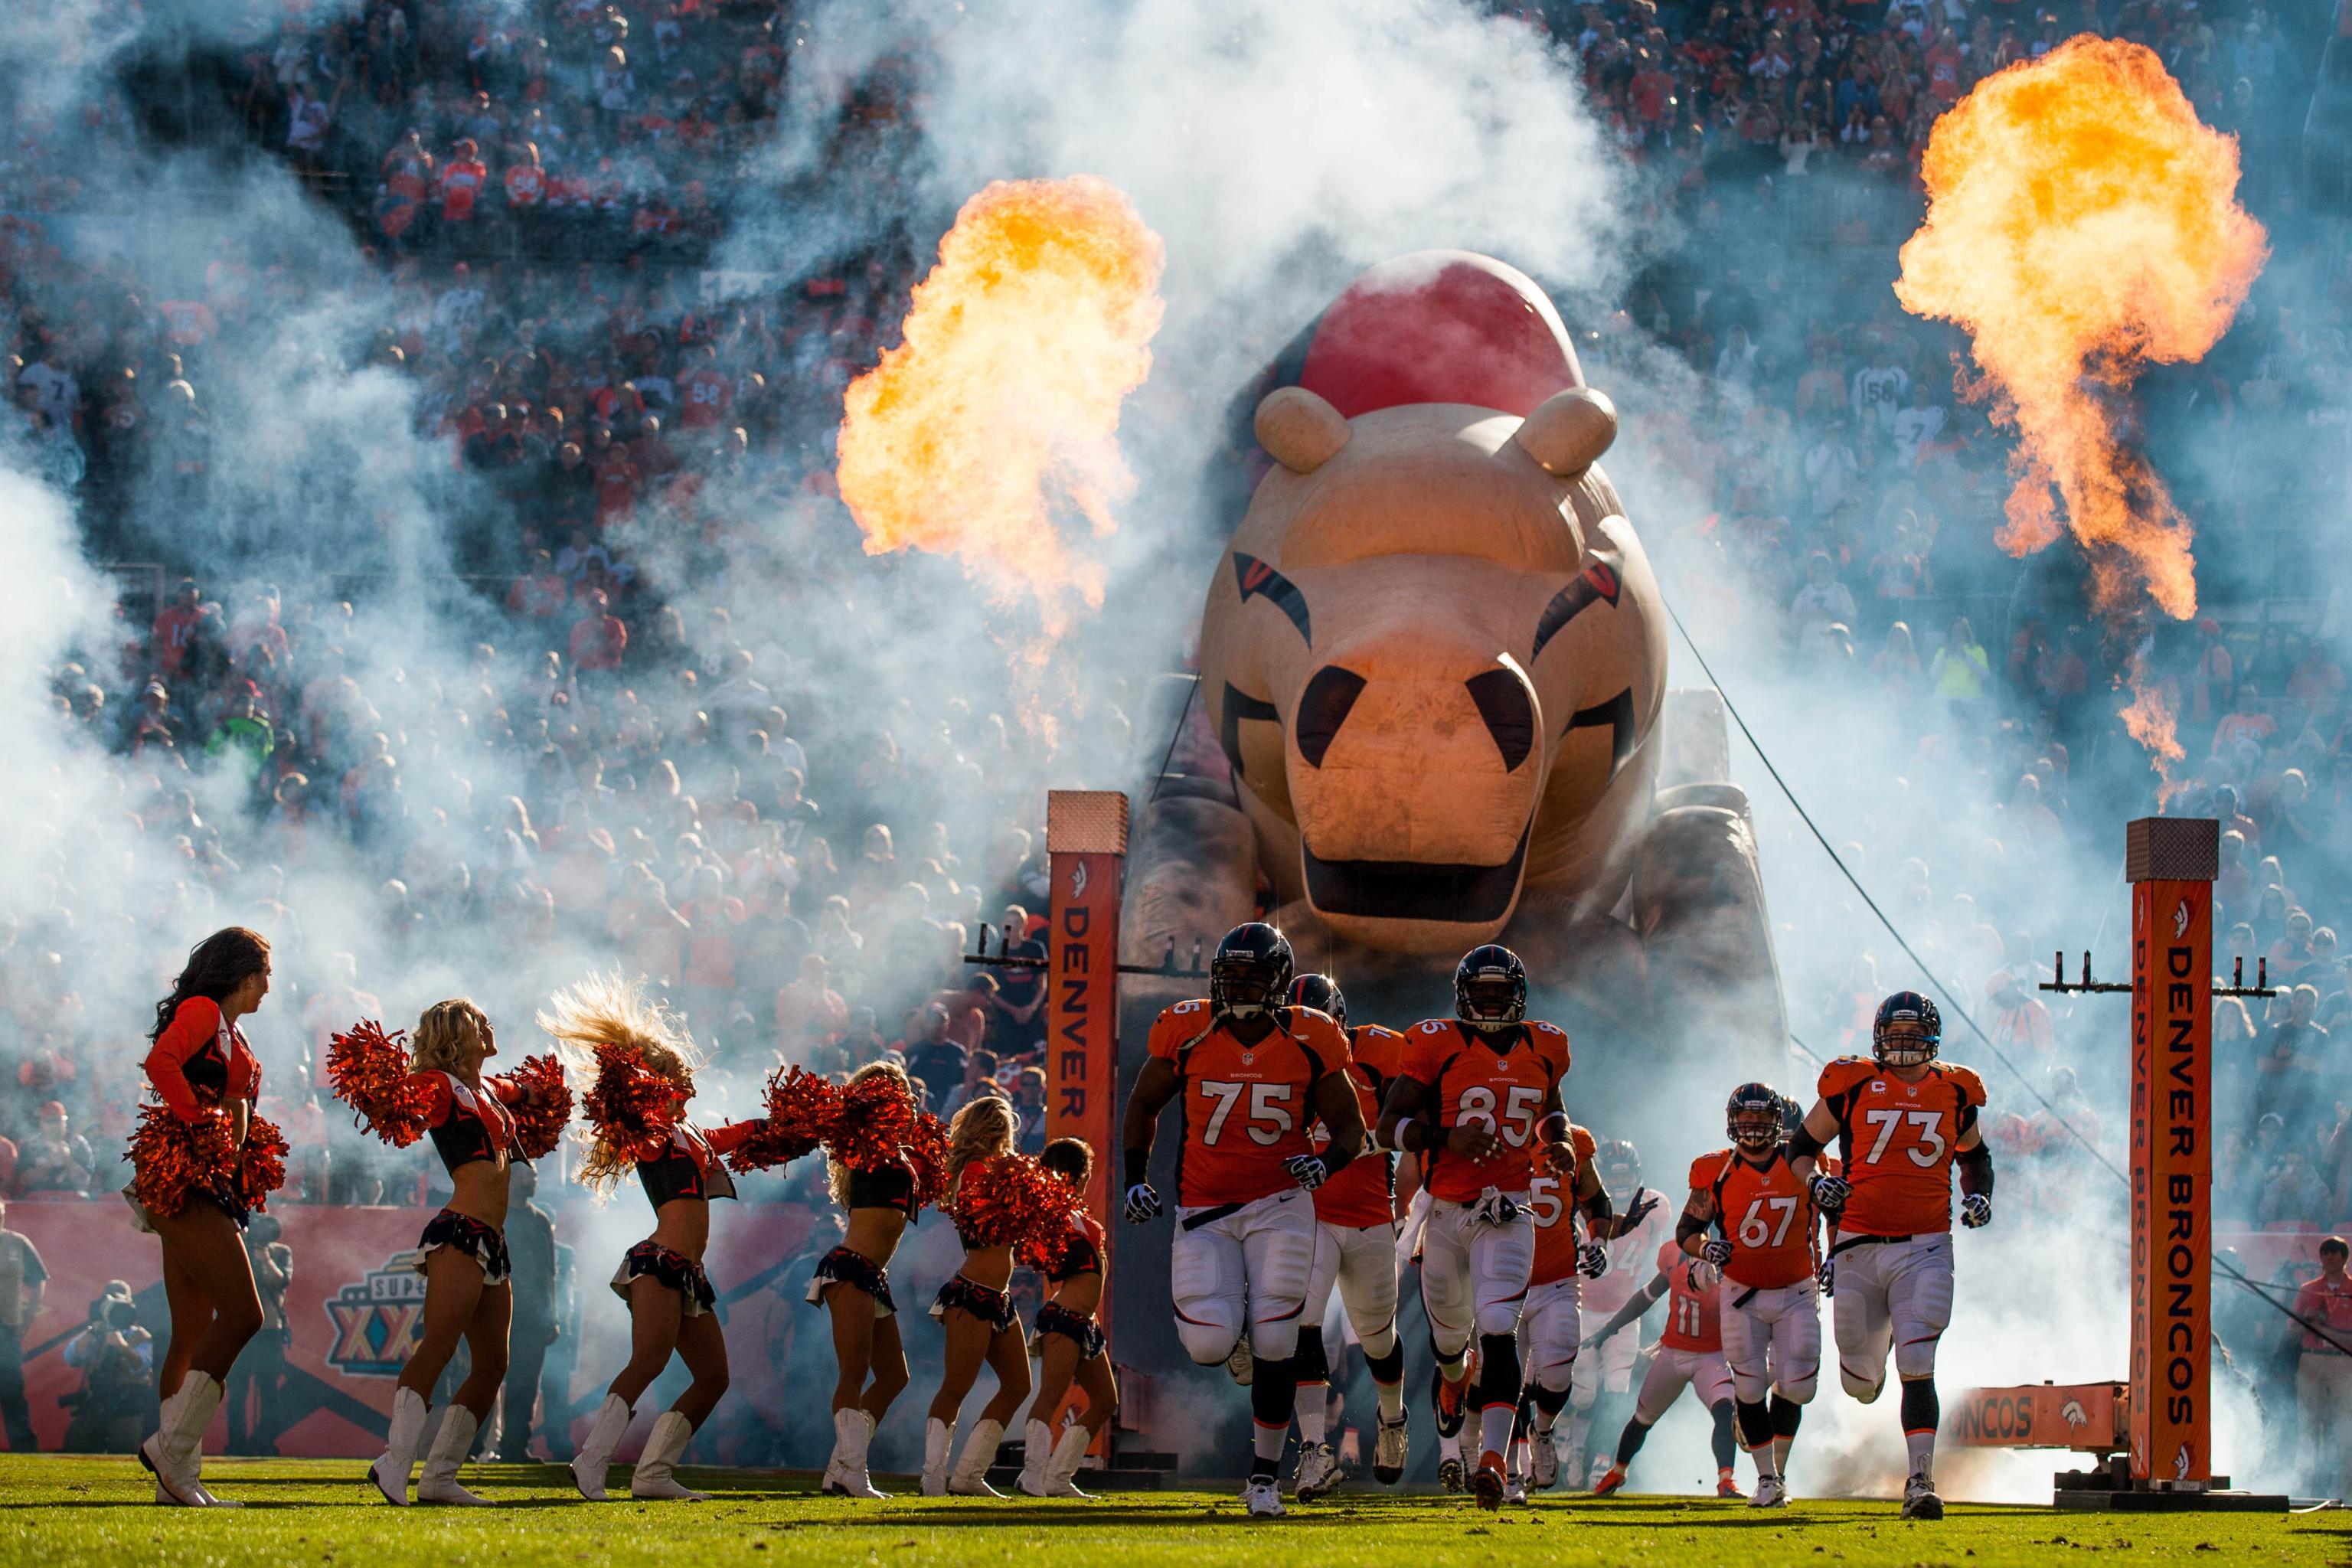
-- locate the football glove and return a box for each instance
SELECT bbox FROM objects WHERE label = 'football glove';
[1621,1186,1661,1230]
[1808,1172,1849,1218]
[1959,1193,1992,1229]
[1576,1242,1609,1279]
[1816,1259,1835,1296]
[1285,1154,1329,1191]
[1123,1182,1163,1224]
[1472,1189,1522,1226]
[1700,1237,1735,1267]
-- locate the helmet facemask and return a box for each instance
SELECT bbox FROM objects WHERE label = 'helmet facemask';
[1212,955,1288,1018]
[1874,1021,1937,1069]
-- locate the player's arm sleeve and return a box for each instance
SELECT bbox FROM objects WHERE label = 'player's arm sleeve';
[1594,1273,1671,1344]
[1120,1054,1182,1168]
[1311,1068,1365,1174]
[1788,1100,1836,1164]
[1956,1141,1993,1197]
[1377,1037,1436,1151]
[1674,1198,1713,1252]
[142,1000,220,1122]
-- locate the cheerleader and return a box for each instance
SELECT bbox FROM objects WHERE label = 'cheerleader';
[350,1000,554,1507]
[134,928,277,1508]
[920,1096,1037,1498]
[1017,1138,1116,1500]
[551,978,779,1504]
[812,1061,936,1499]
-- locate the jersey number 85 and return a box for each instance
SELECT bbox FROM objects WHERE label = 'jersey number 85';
[1456,1085,1544,1147]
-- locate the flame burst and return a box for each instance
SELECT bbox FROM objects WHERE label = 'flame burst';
[838,176,1165,636]
[1896,38,2265,622]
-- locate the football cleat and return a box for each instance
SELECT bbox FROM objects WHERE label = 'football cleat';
[1438,1455,1466,1494]
[1592,1462,1628,1497]
[1292,1442,1340,1500]
[1751,1475,1788,1508]
[1902,1475,1943,1520]
[1243,1476,1287,1519]
[1226,1338,1255,1387]
[1432,1366,1468,1436]
[1716,1468,1745,1499]
[1529,1429,1559,1490]
[1472,1452,1507,1511]
[1503,1473,1527,1505]
[1373,1415,1410,1485]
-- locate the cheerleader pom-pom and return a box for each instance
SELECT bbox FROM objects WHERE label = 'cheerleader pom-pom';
[827,1071,920,1173]
[240,1112,291,1210]
[504,1053,574,1161]
[326,1021,433,1145]
[905,1110,952,1211]
[582,1040,678,1162]
[956,1152,1076,1250]
[724,1067,841,1173]
[129,1104,241,1219]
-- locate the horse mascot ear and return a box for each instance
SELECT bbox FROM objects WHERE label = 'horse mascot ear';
[1254,386,1352,475]
[1512,387,1617,478]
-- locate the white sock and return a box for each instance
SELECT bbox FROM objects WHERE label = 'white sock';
[1478,1403,1512,1459]
[1253,1421,1286,1463]
[1775,1434,1793,1474]
[1439,1432,1462,1462]
[1751,1443,1780,1481]
[1376,1379,1404,1421]
[1906,1429,1935,1485]
[1298,1389,1327,1445]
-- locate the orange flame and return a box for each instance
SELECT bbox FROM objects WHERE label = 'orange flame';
[2118,664,2187,787]
[1895,38,2265,622]
[838,176,1165,637]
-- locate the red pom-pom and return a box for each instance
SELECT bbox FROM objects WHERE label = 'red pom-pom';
[129,1105,242,1218]
[326,1021,432,1146]
[582,1040,678,1161]
[240,1112,290,1210]
[827,1072,920,1173]
[724,1067,841,1174]
[502,1054,574,1161]
[905,1111,952,1210]
[1018,1171,1089,1272]
[954,1152,1076,1250]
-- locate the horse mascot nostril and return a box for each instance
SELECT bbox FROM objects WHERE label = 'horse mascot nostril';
[1125,250,1787,1076]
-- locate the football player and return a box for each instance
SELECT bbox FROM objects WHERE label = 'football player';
[1678,1083,1832,1508]
[1564,1138,1668,1488]
[1376,946,1576,1511]
[1788,991,1991,1521]
[1510,1122,1661,1497]
[1586,1241,1741,1498]
[1121,923,1366,1520]
[1283,973,1410,1498]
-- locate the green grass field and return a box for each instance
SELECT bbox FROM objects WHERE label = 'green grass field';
[2,1456,2341,1568]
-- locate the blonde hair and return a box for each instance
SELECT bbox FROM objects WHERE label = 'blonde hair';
[539,972,700,1194]
[411,998,490,1073]
[828,1060,915,1210]
[947,1093,1014,1183]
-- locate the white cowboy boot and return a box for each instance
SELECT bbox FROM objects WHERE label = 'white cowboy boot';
[569,1393,632,1501]
[416,1406,493,1504]
[947,1417,1004,1498]
[629,1410,709,1501]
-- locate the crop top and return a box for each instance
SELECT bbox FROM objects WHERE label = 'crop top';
[636,1121,758,1209]
[144,998,262,1121]
[412,1071,521,1175]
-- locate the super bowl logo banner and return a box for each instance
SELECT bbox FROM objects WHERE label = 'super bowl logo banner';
[325,1250,430,1378]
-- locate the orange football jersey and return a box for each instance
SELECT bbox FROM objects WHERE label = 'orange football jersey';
[1313,1024,1408,1228]
[1148,1000,1353,1208]
[1815,1057,1988,1237]
[1656,1239,1722,1353]
[1400,1019,1573,1202]
[1687,1146,1828,1289]
[1528,1122,1599,1285]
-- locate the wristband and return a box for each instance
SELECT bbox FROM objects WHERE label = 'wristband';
[1123,1148,1150,1189]
[1537,1110,1570,1142]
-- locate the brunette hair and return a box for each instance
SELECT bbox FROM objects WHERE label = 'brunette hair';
[1040,1137,1094,1188]
[149,926,271,1043]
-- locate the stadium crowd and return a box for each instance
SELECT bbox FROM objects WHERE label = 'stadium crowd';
[1,0,2347,1488]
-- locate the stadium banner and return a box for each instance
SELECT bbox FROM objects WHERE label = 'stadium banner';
[1044,789,1129,1232]
[6,1198,815,1460]
[2125,815,2217,1488]
[1948,1382,2124,1451]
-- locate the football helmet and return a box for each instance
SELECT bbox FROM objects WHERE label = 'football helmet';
[1873,990,1942,1068]
[1726,1082,1782,1152]
[1286,972,1347,1030]
[1454,944,1527,1030]
[1594,1138,1642,1206]
[1210,922,1293,1017]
